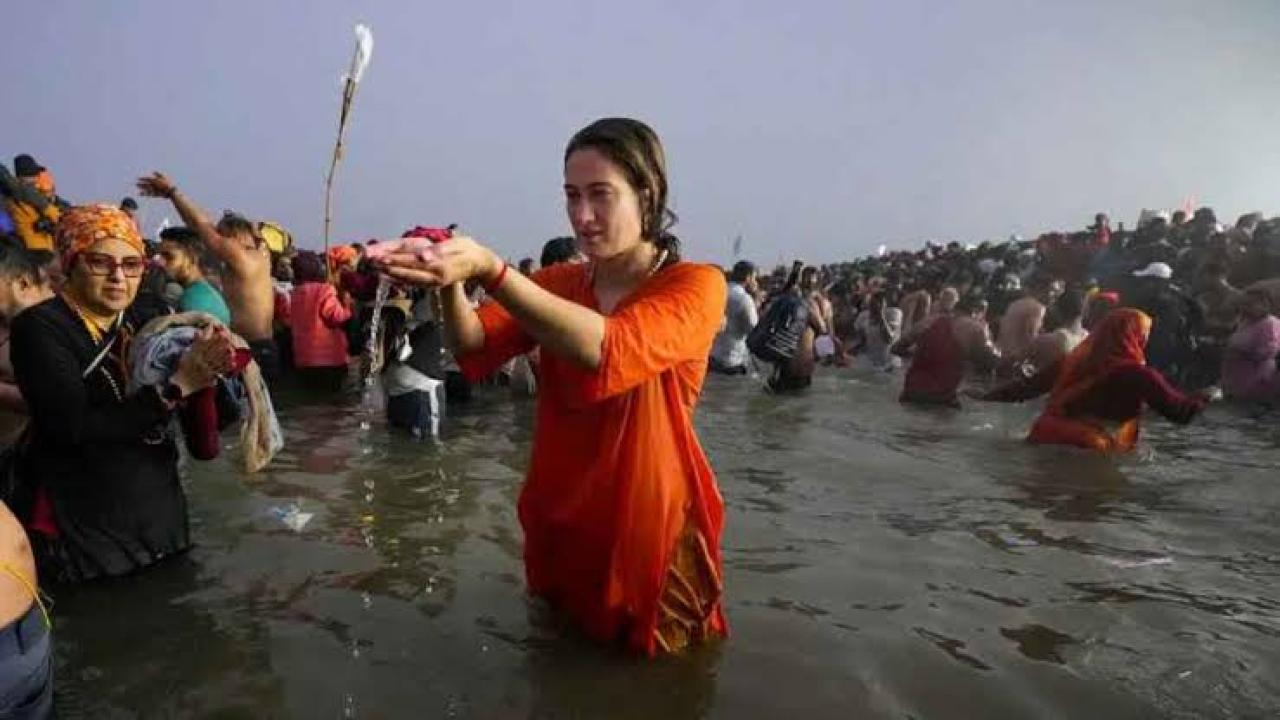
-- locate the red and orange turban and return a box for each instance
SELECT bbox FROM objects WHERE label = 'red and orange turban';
[55,204,145,270]
[327,245,358,271]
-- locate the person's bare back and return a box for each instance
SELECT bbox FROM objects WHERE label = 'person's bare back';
[222,247,275,341]
[953,314,1002,372]
[1027,326,1087,373]
[998,295,1046,360]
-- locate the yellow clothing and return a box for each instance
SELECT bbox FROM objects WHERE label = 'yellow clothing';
[4,196,59,251]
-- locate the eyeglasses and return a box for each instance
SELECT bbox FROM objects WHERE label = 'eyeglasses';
[82,252,147,278]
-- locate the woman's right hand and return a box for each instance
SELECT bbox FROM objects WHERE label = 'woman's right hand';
[171,326,236,397]
[369,236,501,289]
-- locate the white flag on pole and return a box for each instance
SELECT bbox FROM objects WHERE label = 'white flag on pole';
[352,24,374,83]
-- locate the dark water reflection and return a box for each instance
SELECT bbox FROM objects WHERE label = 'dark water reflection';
[51,370,1280,718]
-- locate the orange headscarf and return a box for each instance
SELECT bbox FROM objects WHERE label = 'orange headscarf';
[1030,308,1152,452]
[1046,308,1152,412]
[328,245,357,266]
[55,204,145,271]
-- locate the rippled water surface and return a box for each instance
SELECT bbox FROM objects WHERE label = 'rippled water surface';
[52,369,1280,718]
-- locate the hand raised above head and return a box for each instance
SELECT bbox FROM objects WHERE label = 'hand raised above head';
[136,172,177,199]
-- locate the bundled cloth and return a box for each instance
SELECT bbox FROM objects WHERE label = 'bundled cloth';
[129,312,284,472]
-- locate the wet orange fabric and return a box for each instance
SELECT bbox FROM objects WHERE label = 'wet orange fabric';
[458,261,729,655]
[1027,309,1151,452]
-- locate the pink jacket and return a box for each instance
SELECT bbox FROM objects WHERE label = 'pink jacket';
[288,282,353,368]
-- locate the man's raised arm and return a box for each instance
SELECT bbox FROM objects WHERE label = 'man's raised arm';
[137,171,245,266]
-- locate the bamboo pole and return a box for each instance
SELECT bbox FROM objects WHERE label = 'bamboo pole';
[322,44,361,280]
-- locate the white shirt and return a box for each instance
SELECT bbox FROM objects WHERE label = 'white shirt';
[855,307,904,370]
[710,282,759,368]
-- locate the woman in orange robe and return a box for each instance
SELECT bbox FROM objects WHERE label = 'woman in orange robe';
[369,118,728,655]
[1027,308,1207,452]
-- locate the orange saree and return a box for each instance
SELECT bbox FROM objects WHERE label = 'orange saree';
[1027,309,1151,452]
[458,261,729,655]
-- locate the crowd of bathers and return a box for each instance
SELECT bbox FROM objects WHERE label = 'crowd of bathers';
[709,208,1279,447]
[2,145,1278,715]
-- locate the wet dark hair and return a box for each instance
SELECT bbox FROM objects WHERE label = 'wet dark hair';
[0,237,48,285]
[1054,288,1086,322]
[540,236,577,268]
[729,260,756,283]
[291,251,327,284]
[216,211,257,239]
[564,117,679,262]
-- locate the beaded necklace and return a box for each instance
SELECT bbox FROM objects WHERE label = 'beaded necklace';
[62,293,127,402]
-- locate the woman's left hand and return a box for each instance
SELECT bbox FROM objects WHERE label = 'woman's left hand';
[172,326,237,396]
[369,236,500,288]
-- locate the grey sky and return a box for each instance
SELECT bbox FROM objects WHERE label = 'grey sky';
[7,1,1279,264]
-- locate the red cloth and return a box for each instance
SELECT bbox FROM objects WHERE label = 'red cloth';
[179,349,252,460]
[401,226,452,243]
[1028,309,1202,451]
[1061,364,1203,423]
[900,317,964,407]
[288,282,353,368]
[273,288,291,325]
[339,270,379,302]
[30,488,57,537]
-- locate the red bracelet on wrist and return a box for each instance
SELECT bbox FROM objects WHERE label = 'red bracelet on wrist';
[483,261,509,294]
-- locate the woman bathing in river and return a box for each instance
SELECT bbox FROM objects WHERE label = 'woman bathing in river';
[1027,308,1213,452]
[368,118,728,655]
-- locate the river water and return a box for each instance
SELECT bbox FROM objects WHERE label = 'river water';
[50,369,1279,718]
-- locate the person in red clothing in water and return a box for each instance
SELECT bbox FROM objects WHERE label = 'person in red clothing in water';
[1027,308,1214,452]
[897,293,1001,407]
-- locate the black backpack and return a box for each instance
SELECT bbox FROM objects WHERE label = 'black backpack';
[747,293,810,364]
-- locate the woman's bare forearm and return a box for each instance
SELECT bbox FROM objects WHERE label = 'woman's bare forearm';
[441,283,487,355]
[489,271,606,369]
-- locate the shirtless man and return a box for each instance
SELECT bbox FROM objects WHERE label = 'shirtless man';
[1024,289,1088,374]
[137,172,280,378]
[933,286,959,317]
[0,500,52,718]
[997,276,1060,365]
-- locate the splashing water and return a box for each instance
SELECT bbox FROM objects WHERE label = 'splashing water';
[362,276,393,387]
